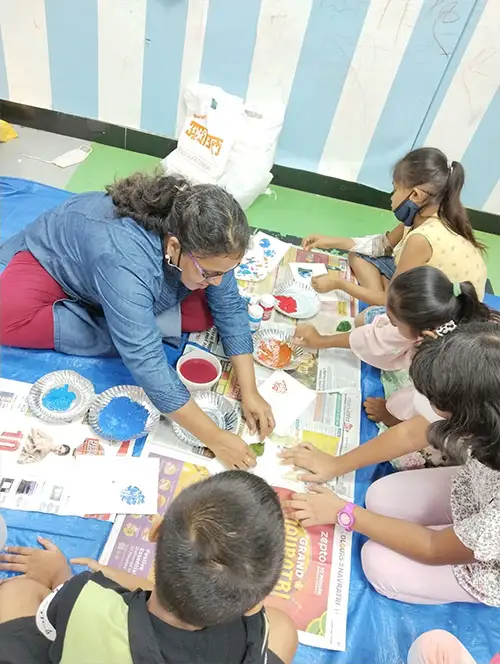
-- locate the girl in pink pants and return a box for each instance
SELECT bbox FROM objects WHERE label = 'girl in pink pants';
[287,321,500,615]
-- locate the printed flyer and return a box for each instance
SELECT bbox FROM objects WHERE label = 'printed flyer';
[266,487,343,650]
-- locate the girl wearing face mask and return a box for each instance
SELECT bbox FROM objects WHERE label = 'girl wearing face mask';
[302,147,487,307]
[0,173,274,470]
[289,266,498,472]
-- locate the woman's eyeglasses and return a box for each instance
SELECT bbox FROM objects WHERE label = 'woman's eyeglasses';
[167,248,238,283]
[188,253,234,282]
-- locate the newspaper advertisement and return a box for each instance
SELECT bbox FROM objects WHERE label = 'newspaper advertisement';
[101,389,361,651]
[0,378,134,520]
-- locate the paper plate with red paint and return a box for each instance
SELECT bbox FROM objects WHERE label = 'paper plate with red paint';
[273,280,320,320]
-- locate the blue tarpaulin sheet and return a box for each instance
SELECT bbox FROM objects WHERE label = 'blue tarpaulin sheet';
[1,177,499,663]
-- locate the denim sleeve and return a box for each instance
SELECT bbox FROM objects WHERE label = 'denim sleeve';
[93,259,190,413]
[205,271,253,356]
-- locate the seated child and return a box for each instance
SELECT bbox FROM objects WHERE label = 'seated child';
[285,321,500,606]
[302,147,487,306]
[0,471,297,664]
[294,265,497,469]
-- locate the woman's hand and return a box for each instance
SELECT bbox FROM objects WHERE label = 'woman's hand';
[293,324,324,349]
[302,234,334,251]
[211,431,257,470]
[311,274,343,294]
[279,443,341,482]
[241,391,275,440]
[0,537,72,589]
[284,486,346,527]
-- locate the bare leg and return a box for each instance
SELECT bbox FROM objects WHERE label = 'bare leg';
[407,630,477,664]
[364,397,402,427]
[0,577,50,623]
[348,254,385,291]
[266,606,298,664]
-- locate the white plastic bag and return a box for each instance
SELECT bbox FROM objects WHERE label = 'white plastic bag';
[163,85,285,209]
[219,103,284,209]
[163,84,244,184]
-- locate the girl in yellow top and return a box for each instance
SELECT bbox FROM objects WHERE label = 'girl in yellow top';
[304,147,487,305]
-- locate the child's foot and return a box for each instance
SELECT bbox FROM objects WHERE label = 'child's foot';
[364,398,402,427]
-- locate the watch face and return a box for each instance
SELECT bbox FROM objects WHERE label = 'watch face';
[339,511,352,526]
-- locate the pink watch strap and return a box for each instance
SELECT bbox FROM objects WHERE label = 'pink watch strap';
[338,502,356,531]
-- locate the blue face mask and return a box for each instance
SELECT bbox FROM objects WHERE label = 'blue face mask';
[393,196,421,227]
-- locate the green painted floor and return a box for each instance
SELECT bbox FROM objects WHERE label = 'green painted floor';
[66,142,500,292]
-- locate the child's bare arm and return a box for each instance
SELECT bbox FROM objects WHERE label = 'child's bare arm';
[386,224,405,248]
[302,234,355,252]
[281,416,429,482]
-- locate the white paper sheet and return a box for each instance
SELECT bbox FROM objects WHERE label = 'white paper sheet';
[257,370,316,435]
[65,457,160,516]
[288,261,328,285]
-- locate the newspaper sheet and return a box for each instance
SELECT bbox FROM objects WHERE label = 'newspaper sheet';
[102,389,361,651]
[0,378,135,521]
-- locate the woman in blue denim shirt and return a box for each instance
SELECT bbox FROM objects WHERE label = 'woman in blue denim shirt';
[0,173,274,469]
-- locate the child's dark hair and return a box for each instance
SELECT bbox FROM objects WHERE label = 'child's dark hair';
[387,265,496,336]
[393,147,484,251]
[410,321,500,470]
[154,471,284,627]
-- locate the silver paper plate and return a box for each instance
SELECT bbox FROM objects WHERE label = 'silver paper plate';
[273,280,321,319]
[28,370,95,423]
[88,385,160,442]
[252,326,304,371]
[172,391,241,450]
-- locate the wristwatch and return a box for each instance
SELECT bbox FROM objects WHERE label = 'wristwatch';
[337,502,356,532]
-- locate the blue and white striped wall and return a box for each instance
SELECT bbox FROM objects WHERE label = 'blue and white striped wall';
[1,0,499,213]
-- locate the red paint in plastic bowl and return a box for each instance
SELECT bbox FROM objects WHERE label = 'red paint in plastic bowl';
[179,358,219,384]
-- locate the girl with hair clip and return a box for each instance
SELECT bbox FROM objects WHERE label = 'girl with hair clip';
[302,147,487,309]
[292,266,499,471]
[285,321,500,607]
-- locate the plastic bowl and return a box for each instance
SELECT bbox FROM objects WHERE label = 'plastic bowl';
[176,349,222,391]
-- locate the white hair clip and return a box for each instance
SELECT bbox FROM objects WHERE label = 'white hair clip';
[448,160,454,171]
[436,320,457,337]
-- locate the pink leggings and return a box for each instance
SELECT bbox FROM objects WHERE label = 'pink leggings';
[361,466,478,605]
[408,631,478,664]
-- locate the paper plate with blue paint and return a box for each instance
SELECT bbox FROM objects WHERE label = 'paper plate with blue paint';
[89,385,160,442]
[28,370,95,423]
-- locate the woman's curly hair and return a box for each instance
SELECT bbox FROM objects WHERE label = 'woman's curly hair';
[410,321,500,470]
[106,172,250,257]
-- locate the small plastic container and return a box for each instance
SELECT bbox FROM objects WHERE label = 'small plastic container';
[248,304,263,333]
[260,294,275,321]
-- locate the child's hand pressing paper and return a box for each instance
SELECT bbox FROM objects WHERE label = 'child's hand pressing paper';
[279,443,340,483]
[283,486,346,528]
